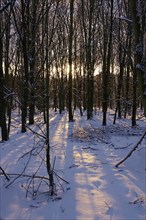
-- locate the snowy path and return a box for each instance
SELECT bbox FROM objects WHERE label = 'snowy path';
[0,111,146,220]
[49,112,146,220]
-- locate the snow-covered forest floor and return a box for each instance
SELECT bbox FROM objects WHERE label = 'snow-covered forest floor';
[0,109,146,220]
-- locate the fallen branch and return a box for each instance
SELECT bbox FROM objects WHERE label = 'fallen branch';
[0,173,50,181]
[82,146,98,151]
[115,130,146,167]
[0,172,50,188]
[114,143,132,149]
[0,171,69,187]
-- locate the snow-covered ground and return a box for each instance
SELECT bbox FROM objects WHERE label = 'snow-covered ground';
[0,110,146,220]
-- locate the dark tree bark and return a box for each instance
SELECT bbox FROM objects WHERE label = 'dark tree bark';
[3,7,12,137]
[28,0,38,125]
[80,0,95,120]
[18,0,30,132]
[102,20,108,125]
[68,0,74,122]
[143,7,146,102]
[124,32,132,118]
[0,11,8,141]
[45,0,60,196]
[129,0,146,116]
[132,63,137,126]
[102,0,113,125]
[86,0,95,120]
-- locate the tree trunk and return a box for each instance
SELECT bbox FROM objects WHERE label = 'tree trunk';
[102,0,113,125]
[68,0,74,122]
[132,64,137,126]
[86,0,95,120]
[20,0,29,132]
[129,0,146,116]
[0,14,8,141]
[143,26,146,100]
[29,1,37,125]
[45,0,55,196]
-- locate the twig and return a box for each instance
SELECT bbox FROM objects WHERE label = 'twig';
[105,201,111,208]
[34,178,43,197]
[55,174,65,192]
[36,123,46,137]
[53,171,69,184]
[114,143,132,149]
[0,173,50,180]
[12,117,46,140]
[26,177,33,198]
[26,160,44,198]
[82,146,98,151]
[18,148,34,161]
[0,167,10,181]
[115,130,146,167]
[25,125,46,139]
[6,150,32,187]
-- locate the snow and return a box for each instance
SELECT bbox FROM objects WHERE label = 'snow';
[0,109,146,220]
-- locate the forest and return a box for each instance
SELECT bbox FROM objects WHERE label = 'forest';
[0,0,146,220]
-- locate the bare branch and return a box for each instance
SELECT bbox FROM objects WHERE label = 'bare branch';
[0,0,15,13]
[0,167,10,181]
[0,173,49,181]
[115,130,146,167]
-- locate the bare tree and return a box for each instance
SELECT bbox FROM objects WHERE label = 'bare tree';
[68,0,74,121]
[0,7,8,141]
[102,0,114,125]
[129,0,146,117]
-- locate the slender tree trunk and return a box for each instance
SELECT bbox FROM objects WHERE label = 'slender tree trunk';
[0,13,8,141]
[59,63,65,114]
[77,53,83,116]
[102,23,107,125]
[132,62,137,126]
[29,1,37,125]
[143,22,146,99]
[45,1,54,196]
[21,0,29,132]
[124,65,130,118]
[86,0,95,120]
[124,32,131,118]
[83,65,86,111]
[102,0,113,125]
[68,0,74,122]
[4,9,11,137]
[8,53,18,135]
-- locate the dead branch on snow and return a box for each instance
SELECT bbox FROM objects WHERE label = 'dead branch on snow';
[115,130,146,167]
